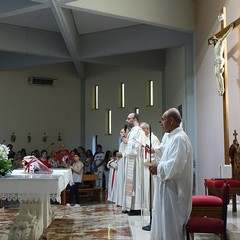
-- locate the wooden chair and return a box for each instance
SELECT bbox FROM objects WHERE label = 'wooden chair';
[205,178,240,212]
[186,183,230,240]
[204,131,240,212]
[191,195,222,218]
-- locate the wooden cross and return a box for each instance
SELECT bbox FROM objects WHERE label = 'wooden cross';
[208,17,240,44]
[208,7,240,164]
[233,130,238,141]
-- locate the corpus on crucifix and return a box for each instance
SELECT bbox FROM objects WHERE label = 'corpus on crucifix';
[209,22,234,96]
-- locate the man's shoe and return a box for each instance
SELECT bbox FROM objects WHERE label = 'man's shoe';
[127,210,141,216]
[122,210,129,214]
[142,224,151,231]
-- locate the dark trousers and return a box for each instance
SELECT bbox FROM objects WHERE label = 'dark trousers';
[69,182,80,204]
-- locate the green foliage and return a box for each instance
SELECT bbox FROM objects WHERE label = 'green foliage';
[0,144,12,175]
[0,158,12,175]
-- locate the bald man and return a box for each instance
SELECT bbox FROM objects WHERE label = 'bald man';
[149,108,193,240]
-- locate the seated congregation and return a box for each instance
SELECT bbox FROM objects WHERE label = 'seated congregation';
[5,143,115,207]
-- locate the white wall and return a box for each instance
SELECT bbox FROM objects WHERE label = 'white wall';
[163,44,196,190]
[68,0,195,32]
[0,62,81,154]
[84,63,163,152]
[196,0,240,194]
[0,61,164,155]
[164,46,186,112]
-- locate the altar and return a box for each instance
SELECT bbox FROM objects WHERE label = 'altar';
[0,169,73,240]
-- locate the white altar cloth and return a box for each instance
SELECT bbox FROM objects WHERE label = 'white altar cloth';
[0,169,73,240]
[0,169,73,203]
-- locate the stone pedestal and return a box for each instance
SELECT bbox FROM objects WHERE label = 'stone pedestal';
[8,196,54,240]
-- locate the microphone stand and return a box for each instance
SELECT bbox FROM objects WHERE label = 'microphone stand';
[142,124,152,231]
[46,142,54,150]
[149,124,152,227]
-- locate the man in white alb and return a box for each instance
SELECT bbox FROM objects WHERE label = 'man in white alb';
[140,122,161,230]
[149,108,193,240]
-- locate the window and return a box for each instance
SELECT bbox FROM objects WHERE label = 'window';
[106,109,112,135]
[120,82,125,108]
[93,85,99,109]
[148,80,154,106]
[135,108,139,114]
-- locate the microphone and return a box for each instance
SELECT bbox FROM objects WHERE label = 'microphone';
[124,124,128,132]
[46,142,54,150]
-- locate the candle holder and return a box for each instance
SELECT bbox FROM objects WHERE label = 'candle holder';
[27,133,31,143]
[11,132,16,142]
[42,132,48,143]
[57,133,62,141]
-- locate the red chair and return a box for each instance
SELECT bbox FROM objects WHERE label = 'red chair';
[191,195,223,218]
[186,182,230,240]
[205,178,240,212]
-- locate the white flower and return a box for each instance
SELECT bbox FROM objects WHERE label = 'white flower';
[0,144,11,175]
[0,144,10,161]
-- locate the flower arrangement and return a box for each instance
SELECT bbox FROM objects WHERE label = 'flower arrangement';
[0,144,12,176]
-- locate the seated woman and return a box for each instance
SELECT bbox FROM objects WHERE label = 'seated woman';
[39,150,51,168]
[12,151,24,169]
[85,149,94,174]
[49,150,58,168]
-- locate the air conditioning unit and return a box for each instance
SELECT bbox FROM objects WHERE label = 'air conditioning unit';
[28,76,56,86]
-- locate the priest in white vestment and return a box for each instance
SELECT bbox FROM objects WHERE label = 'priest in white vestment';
[149,108,193,240]
[115,128,128,207]
[107,156,118,203]
[117,112,146,215]
[140,122,160,210]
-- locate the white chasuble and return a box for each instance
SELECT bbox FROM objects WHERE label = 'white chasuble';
[124,125,146,210]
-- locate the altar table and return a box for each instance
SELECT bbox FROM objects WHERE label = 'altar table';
[0,169,73,240]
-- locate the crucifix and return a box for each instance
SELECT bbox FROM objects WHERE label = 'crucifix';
[208,7,240,164]
[233,130,238,141]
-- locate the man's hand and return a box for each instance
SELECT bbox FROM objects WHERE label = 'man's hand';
[145,146,155,154]
[149,163,158,175]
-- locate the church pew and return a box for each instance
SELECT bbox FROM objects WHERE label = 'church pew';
[61,174,101,204]
[79,174,101,203]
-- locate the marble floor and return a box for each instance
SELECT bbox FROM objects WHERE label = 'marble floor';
[0,196,240,240]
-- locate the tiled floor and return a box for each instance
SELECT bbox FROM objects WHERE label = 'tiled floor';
[0,196,240,240]
[130,201,240,240]
[0,203,132,240]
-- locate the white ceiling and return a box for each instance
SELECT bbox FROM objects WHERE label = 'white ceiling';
[0,0,193,78]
